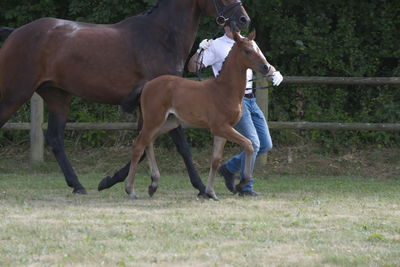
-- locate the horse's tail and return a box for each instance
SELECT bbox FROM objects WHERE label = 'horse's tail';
[0,27,15,41]
[0,27,15,99]
[121,80,147,113]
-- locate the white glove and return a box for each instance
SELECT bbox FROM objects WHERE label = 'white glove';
[271,71,283,86]
[197,39,212,53]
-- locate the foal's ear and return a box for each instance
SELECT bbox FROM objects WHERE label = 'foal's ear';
[248,29,256,41]
[233,30,241,42]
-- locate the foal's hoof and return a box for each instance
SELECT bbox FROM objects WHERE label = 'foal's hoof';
[209,195,219,201]
[125,187,137,200]
[206,191,219,201]
[148,185,158,197]
[73,188,87,195]
[128,193,138,200]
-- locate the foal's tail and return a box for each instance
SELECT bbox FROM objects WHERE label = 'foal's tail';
[121,80,147,113]
[0,27,15,41]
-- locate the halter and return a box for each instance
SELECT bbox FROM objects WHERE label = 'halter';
[195,0,244,81]
[213,0,243,26]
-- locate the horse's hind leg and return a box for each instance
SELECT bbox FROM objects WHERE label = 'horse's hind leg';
[37,87,86,194]
[0,100,26,127]
[97,115,146,191]
[0,87,36,127]
[97,161,130,191]
[168,126,207,197]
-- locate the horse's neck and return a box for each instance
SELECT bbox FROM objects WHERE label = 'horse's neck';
[215,49,248,101]
[137,0,202,58]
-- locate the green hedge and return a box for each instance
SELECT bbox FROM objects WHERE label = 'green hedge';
[1,0,399,149]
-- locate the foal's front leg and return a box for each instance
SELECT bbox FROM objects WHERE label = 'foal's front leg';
[206,136,227,201]
[215,126,254,193]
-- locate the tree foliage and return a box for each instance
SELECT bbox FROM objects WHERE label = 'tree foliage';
[1,0,399,149]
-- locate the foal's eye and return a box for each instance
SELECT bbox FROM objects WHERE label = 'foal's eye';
[244,50,252,55]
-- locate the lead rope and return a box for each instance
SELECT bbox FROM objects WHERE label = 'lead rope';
[195,26,224,81]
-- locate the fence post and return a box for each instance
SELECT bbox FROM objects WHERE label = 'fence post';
[255,75,269,170]
[30,93,44,163]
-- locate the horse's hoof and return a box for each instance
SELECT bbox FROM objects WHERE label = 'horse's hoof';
[197,192,210,199]
[97,176,111,191]
[148,185,158,197]
[234,184,243,194]
[73,188,87,195]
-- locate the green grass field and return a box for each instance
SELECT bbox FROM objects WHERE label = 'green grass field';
[1,168,399,266]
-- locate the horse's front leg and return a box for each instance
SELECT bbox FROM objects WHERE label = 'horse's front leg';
[206,136,227,201]
[38,88,87,194]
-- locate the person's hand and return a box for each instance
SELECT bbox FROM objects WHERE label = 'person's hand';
[197,39,212,53]
[271,71,283,86]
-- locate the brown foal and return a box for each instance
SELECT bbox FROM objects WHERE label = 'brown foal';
[125,30,272,200]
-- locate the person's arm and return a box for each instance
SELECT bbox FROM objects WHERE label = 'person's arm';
[188,39,212,73]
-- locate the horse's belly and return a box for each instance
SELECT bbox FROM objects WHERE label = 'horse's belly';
[52,66,138,104]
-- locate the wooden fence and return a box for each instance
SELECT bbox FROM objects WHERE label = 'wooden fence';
[2,76,400,163]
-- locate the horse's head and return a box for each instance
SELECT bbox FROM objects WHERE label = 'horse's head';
[201,0,250,32]
[233,30,272,75]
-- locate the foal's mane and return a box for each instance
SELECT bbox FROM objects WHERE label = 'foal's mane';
[216,40,242,77]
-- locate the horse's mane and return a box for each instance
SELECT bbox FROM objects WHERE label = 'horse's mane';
[141,0,163,15]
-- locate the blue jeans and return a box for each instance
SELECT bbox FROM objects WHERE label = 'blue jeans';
[225,97,272,191]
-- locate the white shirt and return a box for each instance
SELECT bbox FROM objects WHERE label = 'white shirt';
[202,34,260,93]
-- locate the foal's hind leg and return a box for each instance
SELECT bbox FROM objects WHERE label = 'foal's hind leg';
[145,116,180,197]
[37,87,86,194]
[146,142,160,197]
[206,136,227,201]
[98,125,208,198]
[125,131,156,199]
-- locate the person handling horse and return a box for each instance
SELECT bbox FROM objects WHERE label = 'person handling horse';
[188,26,283,197]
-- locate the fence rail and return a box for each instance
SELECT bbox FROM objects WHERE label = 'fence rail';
[282,76,400,85]
[3,121,400,132]
[2,76,400,163]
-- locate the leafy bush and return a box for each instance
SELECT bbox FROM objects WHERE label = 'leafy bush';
[1,0,399,150]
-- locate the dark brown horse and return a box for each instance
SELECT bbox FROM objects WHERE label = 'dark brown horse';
[124,30,272,200]
[0,0,250,196]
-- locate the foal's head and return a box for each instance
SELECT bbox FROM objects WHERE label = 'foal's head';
[232,30,271,75]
